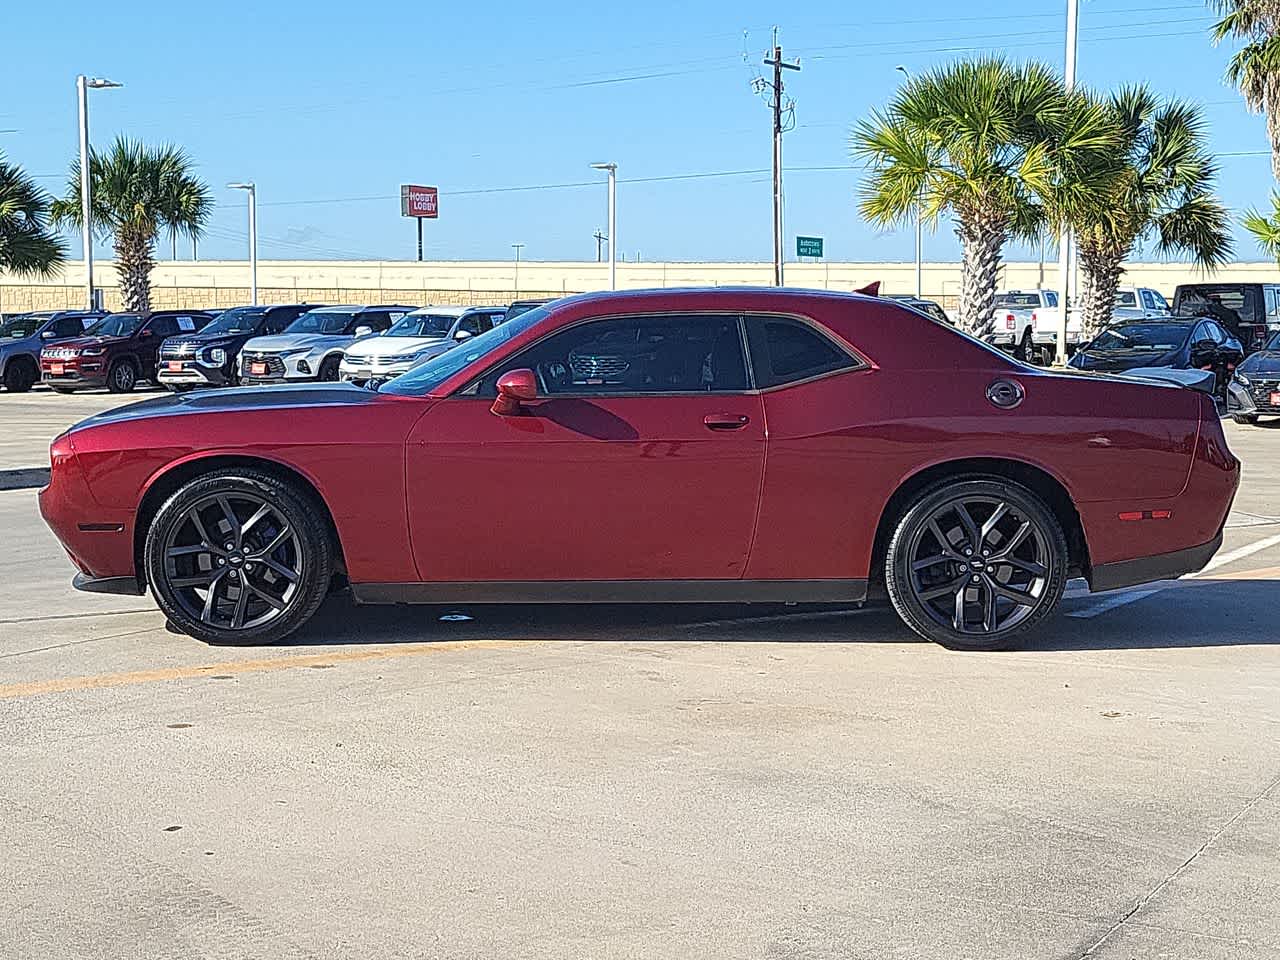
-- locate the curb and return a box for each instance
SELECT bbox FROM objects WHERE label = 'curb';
[0,468,51,492]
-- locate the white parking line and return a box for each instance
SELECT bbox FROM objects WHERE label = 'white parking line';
[1065,588,1163,619]
[1189,532,1280,577]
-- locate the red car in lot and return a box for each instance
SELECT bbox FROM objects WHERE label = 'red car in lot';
[41,310,214,393]
[39,289,1239,650]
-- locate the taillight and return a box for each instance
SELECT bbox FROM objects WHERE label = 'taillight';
[1005,314,1016,330]
[1030,311,1038,328]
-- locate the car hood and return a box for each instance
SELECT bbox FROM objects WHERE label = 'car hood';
[1070,348,1179,372]
[47,335,128,352]
[243,334,352,353]
[71,383,382,431]
[344,335,449,359]
[1240,350,1280,375]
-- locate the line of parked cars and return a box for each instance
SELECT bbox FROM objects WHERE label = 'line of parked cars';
[0,299,554,395]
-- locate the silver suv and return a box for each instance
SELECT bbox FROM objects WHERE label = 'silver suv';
[239,305,414,384]
[338,305,506,384]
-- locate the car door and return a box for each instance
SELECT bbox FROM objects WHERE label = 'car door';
[51,315,89,340]
[404,312,765,583]
[141,315,182,377]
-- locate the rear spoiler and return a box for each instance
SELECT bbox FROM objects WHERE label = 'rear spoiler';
[1119,367,1217,395]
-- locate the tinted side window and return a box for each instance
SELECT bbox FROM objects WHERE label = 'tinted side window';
[745,316,859,388]
[264,307,299,334]
[354,311,399,334]
[1151,290,1169,311]
[53,316,86,337]
[478,314,748,395]
[458,312,490,337]
[1140,290,1156,311]
[148,316,180,338]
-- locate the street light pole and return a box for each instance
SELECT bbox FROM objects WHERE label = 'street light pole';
[512,243,524,295]
[1055,0,1079,365]
[896,66,924,298]
[76,75,121,311]
[591,163,617,289]
[228,183,257,305]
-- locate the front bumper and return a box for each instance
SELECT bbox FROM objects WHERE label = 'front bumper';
[41,359,107,388]
[1227,378,1280,416]
[339,358,417,383]
[239,352,322,384]
[157,359,233,389]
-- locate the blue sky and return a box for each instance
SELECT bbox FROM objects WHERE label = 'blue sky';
[0,0,1270,263]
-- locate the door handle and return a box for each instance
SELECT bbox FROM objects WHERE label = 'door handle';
[704,413,750,431]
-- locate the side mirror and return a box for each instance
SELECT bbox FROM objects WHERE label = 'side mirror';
[353,325,374,338]
[139,329,153,338]
[491,368,537,416]
[454,329,473,342]
[41,329,58,339]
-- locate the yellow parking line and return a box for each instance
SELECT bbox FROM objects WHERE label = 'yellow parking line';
[0,639,546,701]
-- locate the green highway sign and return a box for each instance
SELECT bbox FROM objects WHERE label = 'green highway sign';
[796,236,824,258]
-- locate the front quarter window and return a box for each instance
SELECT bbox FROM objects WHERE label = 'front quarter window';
[380,307,550,396]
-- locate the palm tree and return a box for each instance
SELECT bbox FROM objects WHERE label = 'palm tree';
[0,153,66,277]
[1072,88,1232,336]
[1243,192,1280,263]
[52,137,211,311]
[853,58,1115,337]
[1211,0,1280,180]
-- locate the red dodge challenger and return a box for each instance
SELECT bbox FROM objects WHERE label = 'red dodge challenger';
[40,289,1239,650]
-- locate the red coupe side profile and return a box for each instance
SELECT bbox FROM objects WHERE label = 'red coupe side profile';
[40,289,1239,650]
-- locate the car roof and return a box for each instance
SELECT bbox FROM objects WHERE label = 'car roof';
[405,306,469,317]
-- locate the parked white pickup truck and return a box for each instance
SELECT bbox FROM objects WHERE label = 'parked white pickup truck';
[991,286,1169,362]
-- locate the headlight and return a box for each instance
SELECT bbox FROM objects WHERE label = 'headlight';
[200,347,227,367]
[380,354,421,364]
[1235,372,1251,386]
[81,347,105,357]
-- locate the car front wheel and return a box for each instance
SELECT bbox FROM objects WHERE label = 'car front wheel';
[144,469,334,645]
[107,359,137,393]
[884,478,1068,651]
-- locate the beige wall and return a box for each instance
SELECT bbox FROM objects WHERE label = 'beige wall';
[5,259,1280,313]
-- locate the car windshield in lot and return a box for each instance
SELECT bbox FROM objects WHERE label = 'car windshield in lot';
[1265,330,1280,351]
[995,292,1056,308]
[1089,323,1189,352]
[201,306,266,335]
[381,307,549,395]
[84,313,144,338]
[386,312,456,338]
[0,314,50,338]
[286,310,357,335]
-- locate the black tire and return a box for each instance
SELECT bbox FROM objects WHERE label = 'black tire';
[144,469,334,645]
[1232,413,1259,426]
[106,359,137,393]
[318,356,341,382]
[3,358,38,393]
[50,386,76,394]
[885,477,1068,651]
[1014,331,1034,363]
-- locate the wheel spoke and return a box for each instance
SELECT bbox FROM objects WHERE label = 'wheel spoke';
[252,525,293,560]
[919,575,969,602]
[927,519,963,559]
[167,544,213,559]
[985,576,1037,607]
[992,520,1032,561]
[953,503,981,552]
[1001,556,1047,578]
[230,586,249,629]
[200,572,226,623]
[215,496,241,543]
[981,583,997,632]
[170,571,218,588]
[980,502,1009,543]
[247,583,286,611]
[912,554,951,572]
[952,586,967,631]
[258,556,299,582]
[241,503,273,537]
[186,509,220,554]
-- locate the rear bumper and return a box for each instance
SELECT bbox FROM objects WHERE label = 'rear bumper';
[1088,531,1222,592]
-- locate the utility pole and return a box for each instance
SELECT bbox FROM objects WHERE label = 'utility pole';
[593,230,607,262]
[1055,0,1079,365]
[512,243,524,295]
[763,31,800,287]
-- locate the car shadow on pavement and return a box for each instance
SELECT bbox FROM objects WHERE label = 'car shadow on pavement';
[275,576,1280,652]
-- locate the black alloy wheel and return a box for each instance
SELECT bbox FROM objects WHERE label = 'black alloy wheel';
[885,478,1068,650]
[3,359,37,392]
[145,470,333,645]
[107,359,137,393]
[318,356,341,382]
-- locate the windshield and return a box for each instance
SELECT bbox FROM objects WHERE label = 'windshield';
[995,292,1054,309]
[504,302,543,322]
[1176,286,1257,325]
[0,314,51,339]
[84,313,144,338]
[1114,291,1137,308]
[386,312,457,338]
[1089,323,1190,352]
[286,310,357,335]
[201,306,266,336]
[1266,331,1280,351]
[381,307,550,396]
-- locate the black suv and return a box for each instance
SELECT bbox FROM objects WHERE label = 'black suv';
[157,304,319,391]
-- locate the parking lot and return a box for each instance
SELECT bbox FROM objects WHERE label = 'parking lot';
[2,386,1278,959]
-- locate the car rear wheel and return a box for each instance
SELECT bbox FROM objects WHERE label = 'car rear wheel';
[884,478,1068,651]
[144,470,334,645]
[1232,413,1259,425]
[318,356,340,382]
[107,359,137,393]
[3,359,37,393]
